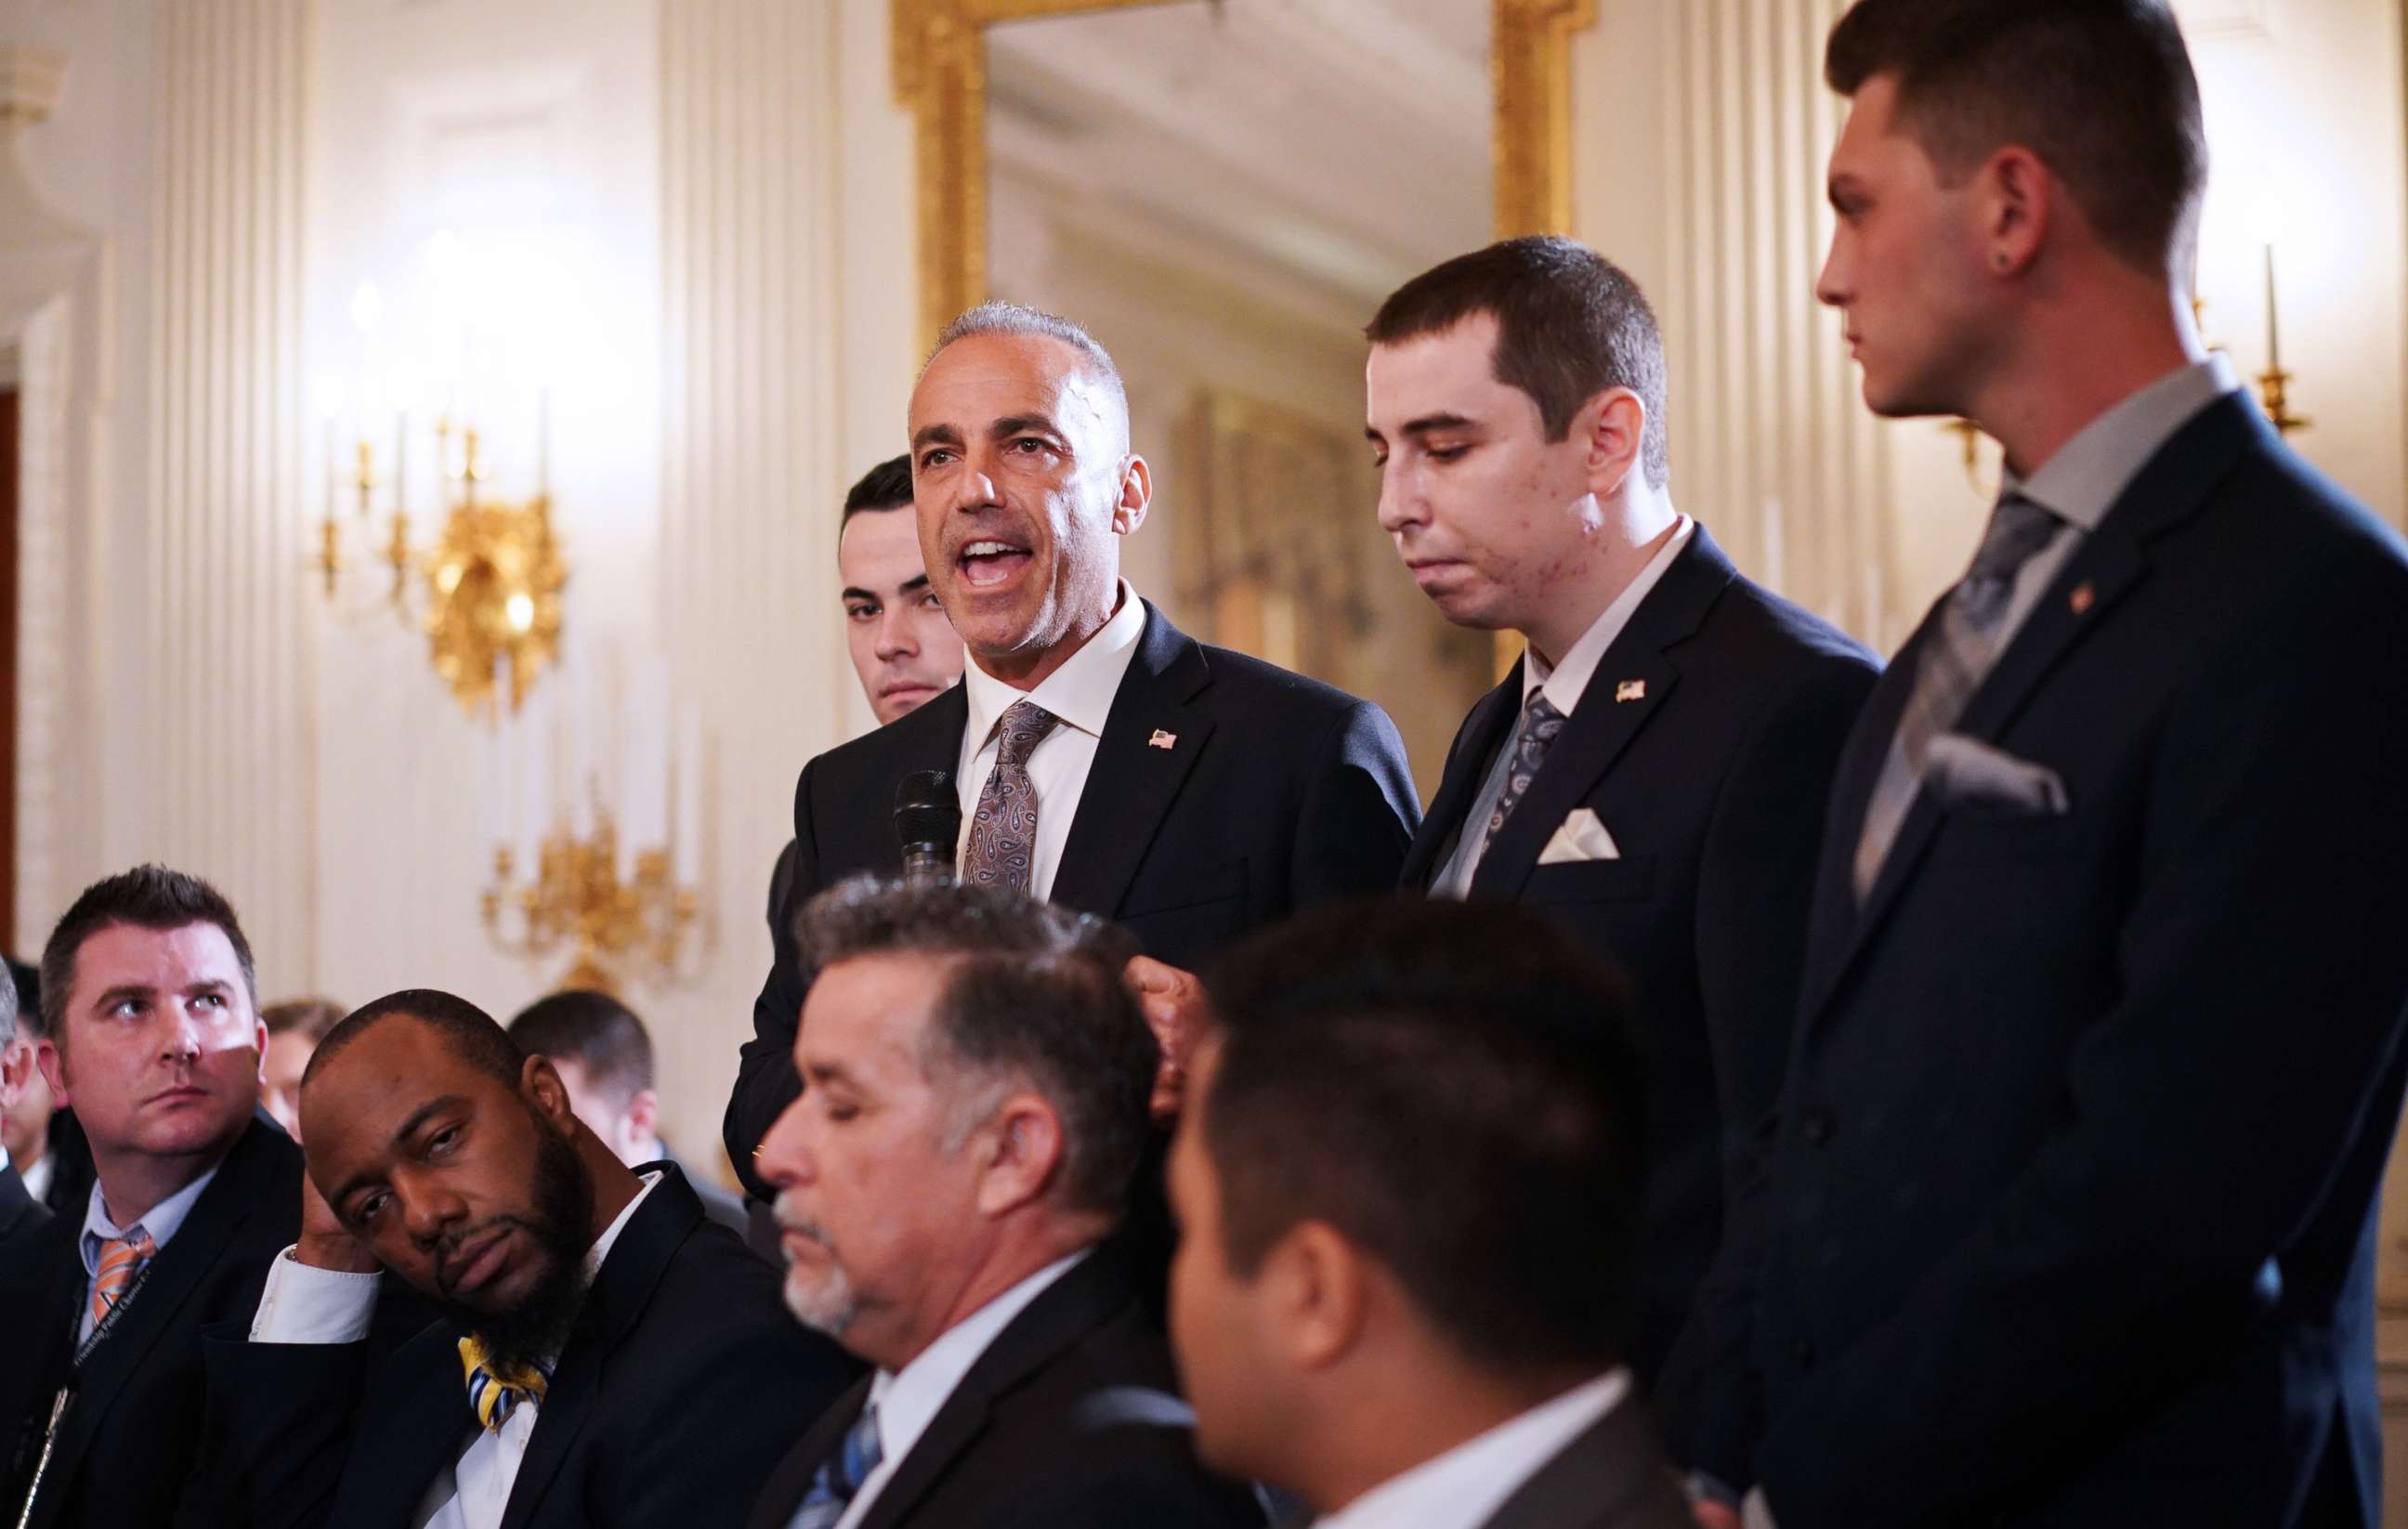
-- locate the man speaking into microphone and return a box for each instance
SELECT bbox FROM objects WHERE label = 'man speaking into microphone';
[725,302,1419,1194]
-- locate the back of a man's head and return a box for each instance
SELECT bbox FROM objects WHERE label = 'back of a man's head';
[1826,0,2206,274]
[797,877,1153,1219]
[1368,235,1670,489]
[1197,899,1644,1378]
[507,989,655,1104]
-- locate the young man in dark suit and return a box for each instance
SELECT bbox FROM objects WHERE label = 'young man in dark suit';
[748,879,1263,1529]
[1672,5,2408,1527]
[1171,900,1692,1529]
[1364,238,1878,1387]
[726,303,1419,1196]
[203,988,857,1529]
[1,866,301,1529]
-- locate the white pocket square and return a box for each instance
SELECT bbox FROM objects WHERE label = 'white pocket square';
[1924,733,2070,816]
[1537,807,1621,865]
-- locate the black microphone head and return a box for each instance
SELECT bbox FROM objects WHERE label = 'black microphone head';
[895,770,962,857]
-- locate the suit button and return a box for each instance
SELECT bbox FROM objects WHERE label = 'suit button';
[1800,1108,1833,1146]
[1795,1339,1816,1372]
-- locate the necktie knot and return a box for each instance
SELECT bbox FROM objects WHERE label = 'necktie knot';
[88,1229,156,1329]
[791,1403,883,1529]
[1962,493,2061,617]
[992,699,1060,769]
[459,1336,552,1434]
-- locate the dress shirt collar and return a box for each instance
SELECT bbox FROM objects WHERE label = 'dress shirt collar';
[81,1159,220,1275]
[583,1168,662,1282]
[20,1150,51,1204]
[962,582,1147,753]
[2006,354,2241,532]
[863,1247,1092,1475]
[1524,516,1694,716]
[1318,1368,1633,1529]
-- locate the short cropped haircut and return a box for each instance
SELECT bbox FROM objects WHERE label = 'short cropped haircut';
[1368,236,1670,490]
[507,989,655,1104]
[38,866,258,1043]
[1200,898,1645,1374]
[840,455,915,533]
[263,998,345,1043]
[798,877,1153,1218]
[1825,0,2207,274]
[928,301,1131,453]
[308,988,528,1094]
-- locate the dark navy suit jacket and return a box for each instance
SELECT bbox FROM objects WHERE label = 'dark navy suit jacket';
[1670,395,2408,1527]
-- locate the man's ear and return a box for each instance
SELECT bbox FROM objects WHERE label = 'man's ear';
[1583,388,1648,501]
[1112,454,1152,537]
[252,1019,269,1083]
[1262,1222,1369,1372]
[1980,145,2051,277]
[973,1091,1066,1218]
[34,1038,67,1107]
[0,1038,28,1113]
[522,1054,577,1130]
[625,1088,661,1145]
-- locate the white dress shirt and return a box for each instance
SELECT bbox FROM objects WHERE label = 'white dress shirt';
[826,1248,1091,1529]
[1317,1369,1633,1529]
[9,1143,56,1206]
[954,582,1149,899]
[249,1170,663,1529]
[75,1162,221,1340]
[1435,516,1695,896]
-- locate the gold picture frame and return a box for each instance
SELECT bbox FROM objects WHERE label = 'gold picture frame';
[891,0,1599,354]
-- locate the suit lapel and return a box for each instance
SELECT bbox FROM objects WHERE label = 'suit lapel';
[499,1170,706,1529]
[1401,670,1524,891]
[1469,528,1737,901]
[1050,604,1216,921]
[1476,1397,1681,1529]
[854,1248,1138,1529]
[1798,393,2266,1032]
[754,1373,876,1529]
[47,1120,288,1498]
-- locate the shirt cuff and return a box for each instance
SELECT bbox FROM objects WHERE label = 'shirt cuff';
[1743,1487,1779,1529]
[249,1245,382,1343]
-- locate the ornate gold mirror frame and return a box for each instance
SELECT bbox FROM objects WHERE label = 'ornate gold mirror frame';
[892,0,1599,352]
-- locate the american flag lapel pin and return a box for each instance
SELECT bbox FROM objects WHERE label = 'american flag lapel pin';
[1148,729,1178,751]
[1615,679,1646,703]
[2070,582,2096,615]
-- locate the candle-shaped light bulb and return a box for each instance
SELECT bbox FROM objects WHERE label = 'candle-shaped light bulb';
[2263,242,2282,373]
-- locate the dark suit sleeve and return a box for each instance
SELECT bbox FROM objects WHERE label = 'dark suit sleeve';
[726,764,820,1199]
[991,1454,1267,1529]
[603,1324,856,1528]
[1749,554,2408,1525]
[196,1328,373,1529]
[1693,656,1877,1153]
[1288,699,1420,906]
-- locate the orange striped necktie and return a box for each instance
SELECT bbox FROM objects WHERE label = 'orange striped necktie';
[88,1230,157,1329]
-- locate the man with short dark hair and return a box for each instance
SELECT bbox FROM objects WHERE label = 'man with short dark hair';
[748,878,1263,1529]
[259,998,342,1143]
[203,989,857,1529]
[841,454,965,728]
[0,865,302,1529]
[1361,237,1877,1387]
[1671,5,2408,1526]
[1171,899,1689,1529]
[727,302,1419,1198]
[506,988,750,1239]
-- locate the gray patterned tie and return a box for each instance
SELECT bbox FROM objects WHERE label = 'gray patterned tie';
[962,699,1061,892]
[1476,692,1568,863]
[1852,490,2064,899]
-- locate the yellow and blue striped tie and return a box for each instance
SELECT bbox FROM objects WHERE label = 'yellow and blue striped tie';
[459,1336,550,1433]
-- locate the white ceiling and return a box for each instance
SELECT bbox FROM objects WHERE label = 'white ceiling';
[987,0,1491,327]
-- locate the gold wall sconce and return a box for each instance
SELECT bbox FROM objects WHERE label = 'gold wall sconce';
[481,786,701,997]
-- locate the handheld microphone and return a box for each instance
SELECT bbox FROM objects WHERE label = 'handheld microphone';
[895,770,962,887]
